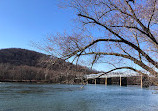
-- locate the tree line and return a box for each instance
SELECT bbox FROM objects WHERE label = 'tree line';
[0,48,97,84]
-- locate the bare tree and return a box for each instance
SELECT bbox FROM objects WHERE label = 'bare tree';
[43,0,158,79]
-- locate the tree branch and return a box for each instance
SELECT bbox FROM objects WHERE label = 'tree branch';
[110,25,147,35]
[63,38,123,60]
[148,0,157,29]
[82,52,158,76]
[124,0,158,45]
[78,14,158,69]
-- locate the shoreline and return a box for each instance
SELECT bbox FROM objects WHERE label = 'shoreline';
[0,80,84,85]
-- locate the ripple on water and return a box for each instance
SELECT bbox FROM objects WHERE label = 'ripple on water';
[0,83,158,111]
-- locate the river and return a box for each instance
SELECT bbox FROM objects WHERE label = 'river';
[0,83,158,111]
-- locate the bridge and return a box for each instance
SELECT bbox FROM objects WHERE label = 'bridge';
[84,72,151,88]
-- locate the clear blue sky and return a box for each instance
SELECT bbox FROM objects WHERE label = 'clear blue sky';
[0,0,74,51]
[0,0,136,72]
[0,0,109,71]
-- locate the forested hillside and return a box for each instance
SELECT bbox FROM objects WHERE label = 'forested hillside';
[0,48,46,66]
[0,48,96,84]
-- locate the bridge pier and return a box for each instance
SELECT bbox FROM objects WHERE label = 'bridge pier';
[95,79,96,85]
[94,78,101,85]
[105,77,107,86]
[120,76,121,86]
[86,74,149,87]
[104,77,112,85]
[141,74,142,88]
[119,77,127,86]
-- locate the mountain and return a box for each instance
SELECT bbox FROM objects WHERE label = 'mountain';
[0,48,96,84]
[0,48,46,66]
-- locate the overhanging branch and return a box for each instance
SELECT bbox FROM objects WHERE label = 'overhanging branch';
[125,0,158,45]
[81,52,158,76]
[110,25,147,35]
[78,14,158,69]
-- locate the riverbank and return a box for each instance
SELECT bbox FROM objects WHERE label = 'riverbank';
[0,77,85,84]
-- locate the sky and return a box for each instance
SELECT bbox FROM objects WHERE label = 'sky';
[0,0,140,72]
[0,0,74,52]
[0,0,110,71]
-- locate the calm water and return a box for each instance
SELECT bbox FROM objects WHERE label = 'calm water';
[0,83,158,111]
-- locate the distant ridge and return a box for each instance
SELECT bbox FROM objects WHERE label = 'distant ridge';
[0,48,46,66]
[0,48,96,83]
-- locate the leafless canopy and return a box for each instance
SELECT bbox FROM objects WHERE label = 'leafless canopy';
[44,0,158,76]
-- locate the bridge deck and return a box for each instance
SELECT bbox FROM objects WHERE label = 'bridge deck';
[85,72,141,79]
